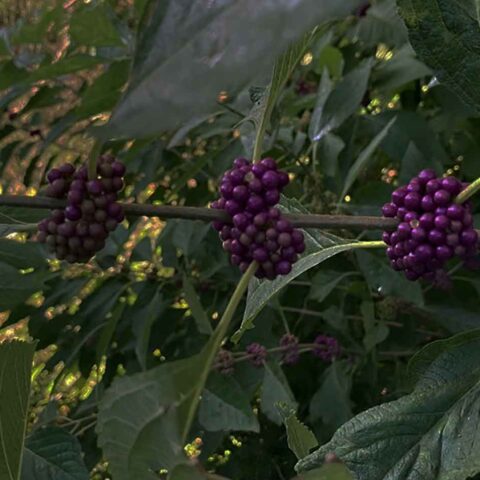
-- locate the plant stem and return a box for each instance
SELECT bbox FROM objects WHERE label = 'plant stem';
[181,262,257,442]
[455,177,480,204]
[88,140,103,180]
[0,195,398,231]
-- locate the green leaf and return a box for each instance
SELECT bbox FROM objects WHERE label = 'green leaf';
[340,117,396,200]
[75,61,130,118]
[373,45,431,94]
[0,224,37,238]
[0,341,36,480]
[309,271,354,304]
[310,60,372,142]
[301,464,354,480]
[96,302,126,363]
[97,265,257,478]
[398,0,480,114]
[278,404,318,460]
[408,328,480,385]
[182,275,212,335]
[361,301,389,353]
[0,264,50,310]
[21,427,89,480]
[0,239,46,269]
[349,0,408,47]
[198,373,259,432]
[233,240,381,343]
[168,464,206,480]
[252,30,315,160]
[99,0,365,139]
[97,356,203,479]
[296,330,480,479]
[355,250,424,305]
[12,7,63,45]
[309,362,352,429]
[261,361,297,425]
[70,5,123,47]
[0,56,106,91]
[134,289,165,370]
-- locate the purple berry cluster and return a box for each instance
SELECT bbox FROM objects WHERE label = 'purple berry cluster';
[246,342,268,367]
[212,157,305,280]
[214,349,234,375]
[37,155,126,263]
[280,333,300,365]
[313,335,341,362]
[382,169,478,281]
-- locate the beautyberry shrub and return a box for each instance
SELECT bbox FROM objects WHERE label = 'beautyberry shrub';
[382,169,478,282]
[212,157,305,280]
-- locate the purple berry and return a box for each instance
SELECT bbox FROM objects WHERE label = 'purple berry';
[460,229,478,247]
[65,206,81,221]
[426,179,441,194]
[382,203,397,218]
[433,189,451,206]
[260,158,277,170]
[421,195,435,212]
[278,232,292,247]
[232,185,249,202]
[441,177,461,195]
[416,244,434,262]
[392,188,407,206]
[111,161,126,177]
[246,195,265,213]
[436,245,453,261]
[275,260,292,275]
[264,189,280,205]
[418,169,436,184]
[87,180,103,195]
[428,229,446,245]
[434,215,449,230]
[419,213,435,230]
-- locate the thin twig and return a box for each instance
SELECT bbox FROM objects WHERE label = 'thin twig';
[0,195,398,231]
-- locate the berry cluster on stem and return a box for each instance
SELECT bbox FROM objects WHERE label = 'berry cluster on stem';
[37,155,126,263]
[382,169,478,282]
[212,157,306,279]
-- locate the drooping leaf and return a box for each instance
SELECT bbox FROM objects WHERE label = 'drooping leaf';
[278,404,318,460]
[349,0,408,47]
[233,240,380,343]
[21,427,89,480]
[373,44,431,94]
[355,250,424,305]
[99,0,365,139]
[198,373,259,432]
[70,4,123,47]
[309,271,354,304]
[0,341,36,480]
[340,117,396,200]
[309,362,352,429]
[261,361,297,425]
[183,275,212,335]
[398,0,480,114]
[310,60,373,142]
[0,239,47,269]
[97,356,203,479]
[251,30,316,158]
[297,331,480,479]
[0,264,50,310]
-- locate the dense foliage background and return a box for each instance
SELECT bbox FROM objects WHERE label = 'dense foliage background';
[1,1,480,479]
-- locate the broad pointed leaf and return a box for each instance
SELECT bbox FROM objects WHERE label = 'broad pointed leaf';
[0,341,36,480]
[297,330,480,479]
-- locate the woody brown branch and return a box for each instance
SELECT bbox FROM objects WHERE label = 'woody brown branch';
[0,195,399,230]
